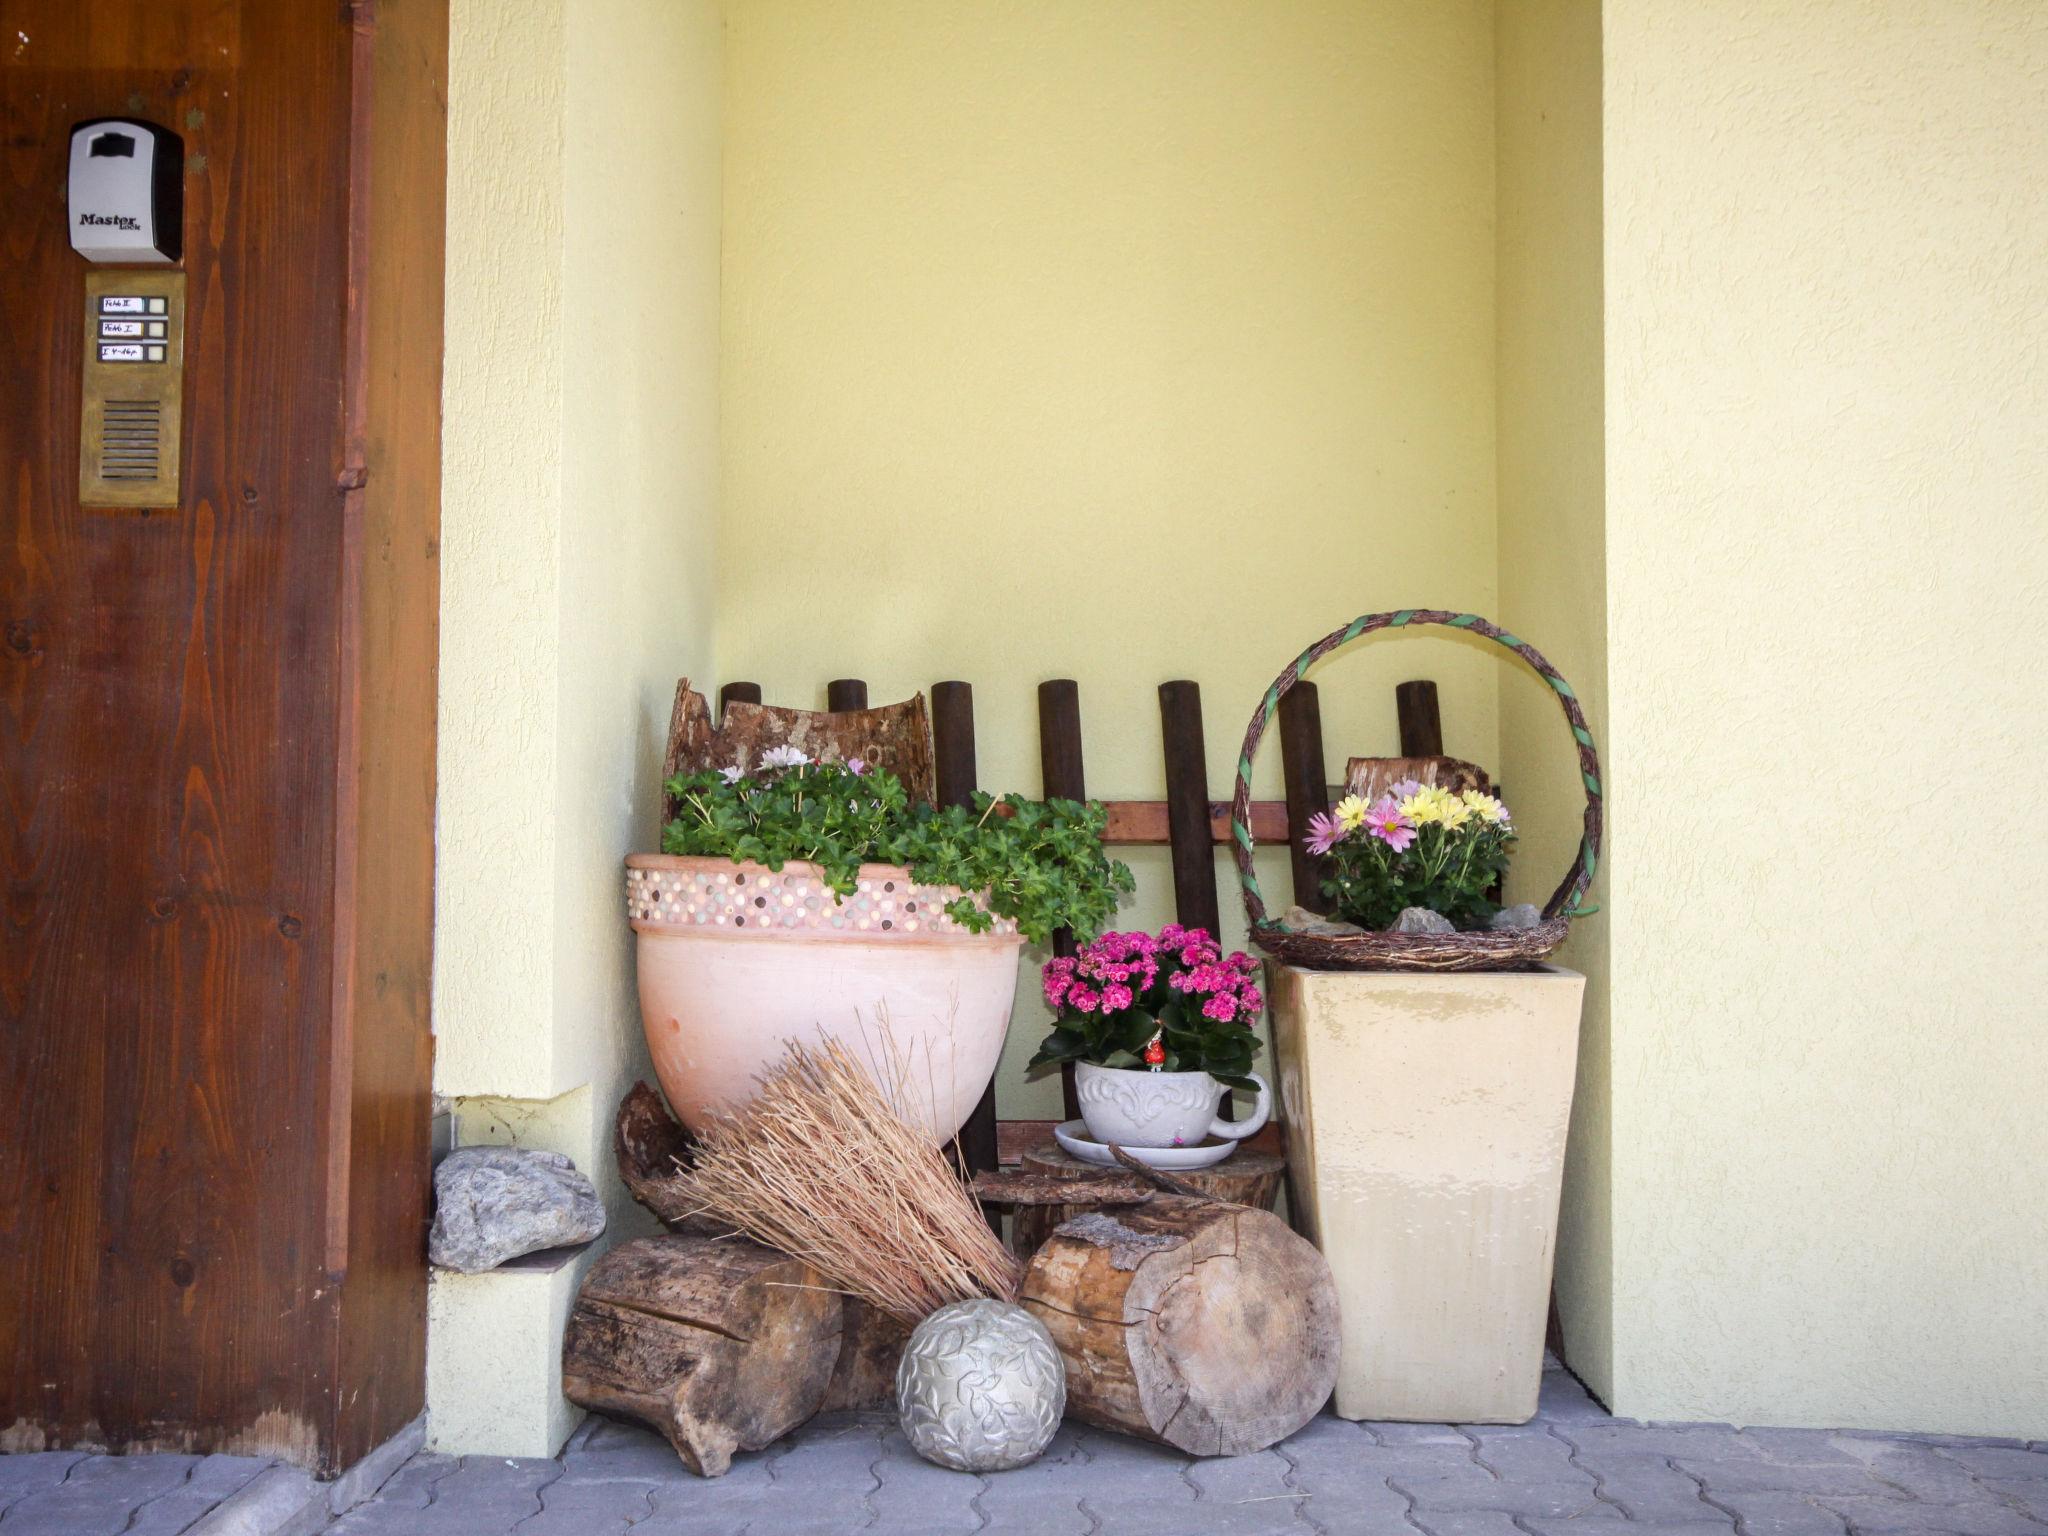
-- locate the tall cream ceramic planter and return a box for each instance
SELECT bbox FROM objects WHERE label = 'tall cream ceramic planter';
[1269,962,1586,1424]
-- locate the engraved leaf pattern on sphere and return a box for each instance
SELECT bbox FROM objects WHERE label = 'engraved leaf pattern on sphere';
[895,1300,1066,1472]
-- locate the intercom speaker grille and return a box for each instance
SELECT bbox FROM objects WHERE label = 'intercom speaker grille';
[99,399,163,482]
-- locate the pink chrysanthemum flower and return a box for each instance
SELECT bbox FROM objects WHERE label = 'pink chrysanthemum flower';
[1364,795,1417,852]
[1304,810,1345,856]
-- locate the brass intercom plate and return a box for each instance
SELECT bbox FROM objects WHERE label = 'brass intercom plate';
[79,268,184,508]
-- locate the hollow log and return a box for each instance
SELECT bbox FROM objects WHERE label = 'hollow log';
[1020,1196,1339,1457]
[1008,1145,1284,1260]
[819,1296,914,1411]
[562,1235,840,1477]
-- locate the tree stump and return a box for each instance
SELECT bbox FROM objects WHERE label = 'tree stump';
[1020,1195,1339,1457]
[562,1235,840,1477]
[819,1296,914,1411]
[1008,1144,1285,1260]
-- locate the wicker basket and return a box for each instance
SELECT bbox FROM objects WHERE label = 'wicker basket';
[1230,609,1603,973]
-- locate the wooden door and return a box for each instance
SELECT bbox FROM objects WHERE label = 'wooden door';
[0,0,444,1472]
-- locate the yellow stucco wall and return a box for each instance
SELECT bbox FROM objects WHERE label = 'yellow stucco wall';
[718,0,1505,1114]
[1602,0,2048,1434]
[1494,0,1611,1404]
[431,0,722,1455]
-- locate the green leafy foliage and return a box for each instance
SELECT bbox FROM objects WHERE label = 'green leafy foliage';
[660,758,1133,947]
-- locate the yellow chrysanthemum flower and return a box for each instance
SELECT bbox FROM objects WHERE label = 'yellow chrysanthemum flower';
[1462,789,1507,825]
[1398,785,1454,826]
[1438,795,1473,830]
[1333,793,1370,831]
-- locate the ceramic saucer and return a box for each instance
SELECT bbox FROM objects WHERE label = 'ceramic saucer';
[1052,1119,1239,1171]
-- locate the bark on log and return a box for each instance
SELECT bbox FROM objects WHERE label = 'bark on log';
[1020,1196,1339,1457]
[970,1169,1155,1208]
[662,679,936,816]
[819,1296,914,1412]
[615,1081,694,1225]
[562,1235,840,1477]
[1008,1145,1284,1260]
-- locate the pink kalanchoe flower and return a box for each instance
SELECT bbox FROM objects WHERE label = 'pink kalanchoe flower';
[1102,982,1134,1012]
[1067,983,1100,1013]
[1042,957,1077,1010]
[1364,795,1417,852]
[1202,993,1238,1022]
[1304,810,1345,856]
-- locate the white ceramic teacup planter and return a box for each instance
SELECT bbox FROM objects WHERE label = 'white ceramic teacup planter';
[1073,1062,1271,1150]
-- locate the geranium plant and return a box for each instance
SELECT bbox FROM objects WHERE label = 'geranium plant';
[1309,780,1516,931]
[661,751,1134,946]
[1027,926,1263,1089]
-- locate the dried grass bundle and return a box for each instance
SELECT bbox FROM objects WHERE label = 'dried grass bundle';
[675,1033,1022,1323]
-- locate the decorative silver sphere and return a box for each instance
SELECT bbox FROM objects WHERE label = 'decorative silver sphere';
[895,1298,1066,1471]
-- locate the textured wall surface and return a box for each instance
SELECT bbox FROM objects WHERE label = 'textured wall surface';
[1494,0,1611,1404]
[1603,0,2048,1434]
[431,0,721,1454]
[718,0,1502,1114]
[436,0,567,1099]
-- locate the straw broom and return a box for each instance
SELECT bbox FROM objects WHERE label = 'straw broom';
[673,1033,1022,1324]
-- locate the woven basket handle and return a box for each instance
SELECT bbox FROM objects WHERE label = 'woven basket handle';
[1229,610,1603,934]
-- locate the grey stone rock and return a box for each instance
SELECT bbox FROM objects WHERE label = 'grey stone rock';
[1490,902,1543,931]
[429,1146,606,1273]
[1392,907,1456,935]
[1279,904,1368,937]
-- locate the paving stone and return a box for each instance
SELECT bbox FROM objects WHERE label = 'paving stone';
[1366,1423,1480,1448]
[1817,1496,2048,1535]
[0,1454,201,1536]
[1563,1423,1767,1462]
[1688,1490,1849,1535]
[511,1474,661,1535]
[0,1451,88,1513]
[1675,1456,1900,1499]
[1537,1368,1616,1426]
[1408,1512,1527,1536]
[1932,1444,2048,1481]
[333,1452,458,1513]
[1833,1438,1988,1502]
[1271,1415,1418,1535]
[1738,1428,1866,1467]
[1187,1448,1295,1502]
[333,1455,563,1534]
[1056,1426,1199,1501]
[1464,1425,1589,1484]
[559,1419,699,1484]
[1391,1472,1617,1520]
[1569,1450,1728,1523]
[1525,1523,1731,1536]
[867,1427,986,1532]
[127,1453,275,1534]
[1982,1479,2048,1524]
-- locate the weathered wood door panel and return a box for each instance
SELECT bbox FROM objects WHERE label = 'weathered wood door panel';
[0,0,443,1472]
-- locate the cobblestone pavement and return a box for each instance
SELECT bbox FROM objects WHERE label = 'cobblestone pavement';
[5,1367,2045,1535]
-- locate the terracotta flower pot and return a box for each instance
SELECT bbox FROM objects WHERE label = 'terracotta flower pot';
[625,854,1024,1143]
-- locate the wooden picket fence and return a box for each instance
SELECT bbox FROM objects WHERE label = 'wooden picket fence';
[701,672,1455,1180]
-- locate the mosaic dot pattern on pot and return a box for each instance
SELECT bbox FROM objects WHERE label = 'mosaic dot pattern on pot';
[626,863,1018,937]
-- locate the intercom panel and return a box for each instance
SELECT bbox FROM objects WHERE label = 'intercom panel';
[79,269,184,509]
